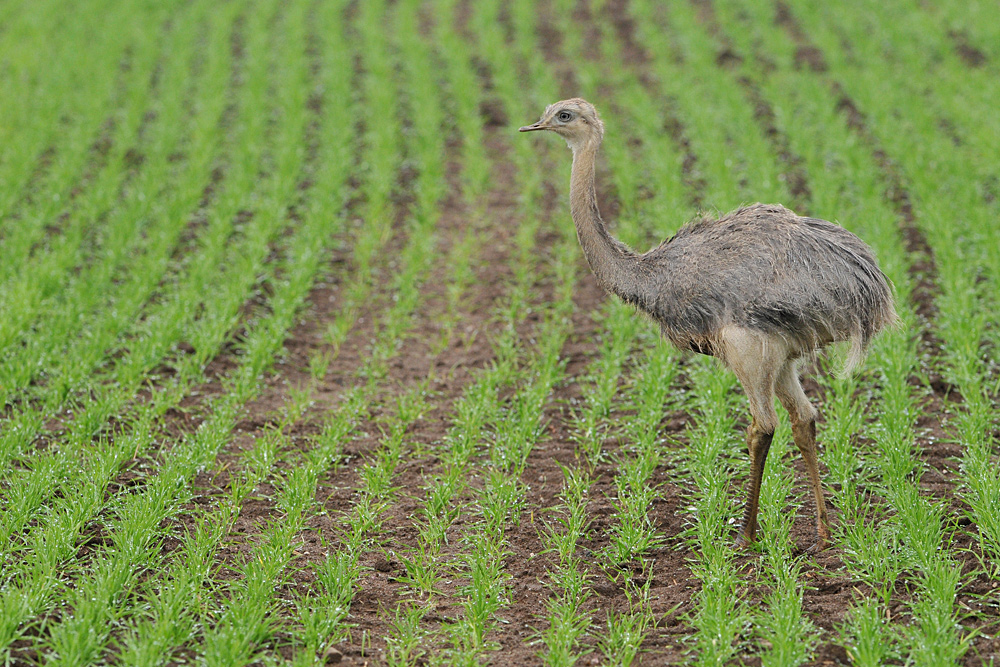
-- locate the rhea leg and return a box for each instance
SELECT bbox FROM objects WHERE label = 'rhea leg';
[718,327,784,549]
[775,360,830,551]
[733,420,774,549]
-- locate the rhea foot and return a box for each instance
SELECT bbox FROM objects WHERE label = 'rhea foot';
[733,527,755,550]
[805,523,831,554]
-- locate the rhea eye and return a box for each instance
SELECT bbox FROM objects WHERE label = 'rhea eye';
[557,111,573,122]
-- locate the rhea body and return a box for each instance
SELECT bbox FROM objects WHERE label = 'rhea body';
[521,98,897,550]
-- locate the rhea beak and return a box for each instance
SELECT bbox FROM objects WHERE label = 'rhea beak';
[519,121,548,132]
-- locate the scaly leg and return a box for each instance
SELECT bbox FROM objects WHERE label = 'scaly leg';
[793,417,830,551]
[734,419,773,549]
[776,360,830,552]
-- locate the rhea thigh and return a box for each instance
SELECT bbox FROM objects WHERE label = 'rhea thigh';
[715,326,788,433]
[774,358,817,425]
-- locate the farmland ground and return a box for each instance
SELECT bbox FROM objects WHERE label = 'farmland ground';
[1,0,998,665]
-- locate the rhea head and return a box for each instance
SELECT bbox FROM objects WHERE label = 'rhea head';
[519,98,604,152]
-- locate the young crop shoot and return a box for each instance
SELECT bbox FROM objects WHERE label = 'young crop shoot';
[597,580,655,667]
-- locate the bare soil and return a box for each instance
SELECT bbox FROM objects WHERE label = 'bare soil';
[948,30,988,68]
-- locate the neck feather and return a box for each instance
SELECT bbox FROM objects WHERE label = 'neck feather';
[569,136,642,305]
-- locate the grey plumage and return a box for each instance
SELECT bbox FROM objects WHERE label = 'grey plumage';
[636,203,897,371]
[521,97,898,551]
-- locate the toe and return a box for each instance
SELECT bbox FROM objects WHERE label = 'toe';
[804,535,827,554]
[733,531,753,550]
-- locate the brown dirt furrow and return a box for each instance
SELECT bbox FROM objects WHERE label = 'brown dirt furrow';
[531,421,695,662]
[123,20,175,178]
[601,0,707,210]
[602,0,652,73]
[29,44,133,243]
[77,16,259,454]
[735,75,812,213]
[157,153,430,667]
[454,0,473,38]
[164,23,321,421]
[572,0,602,64]
[168,12,248,267]
[947,29,987,68]
[94,18,168,199]
[536,0,578,97]
[556,1,706,659]
[15,21,269,655]
[67,116,122,204]
[773,1,828,73]
[612,0,684,67]
[663,112,706,213]
[691,0,813,214]
[189,0,397,419]
[1,146,55,227]
[937,117,963,147]
[453,1,507,131]
[189,234,414,484]
[39,32,166,253]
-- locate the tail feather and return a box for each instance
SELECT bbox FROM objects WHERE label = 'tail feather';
[839,296,900,377]
[839,332,866,378]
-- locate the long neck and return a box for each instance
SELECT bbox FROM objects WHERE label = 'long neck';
[569,135,642,305]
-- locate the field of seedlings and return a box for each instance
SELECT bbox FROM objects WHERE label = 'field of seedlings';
[2,0,998,664]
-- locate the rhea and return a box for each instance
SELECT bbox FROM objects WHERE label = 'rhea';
[521,98,896,551]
